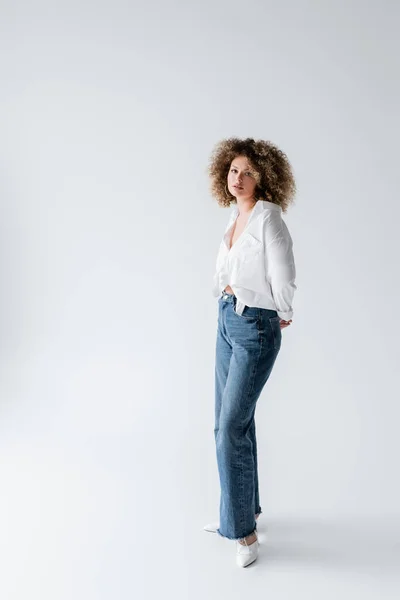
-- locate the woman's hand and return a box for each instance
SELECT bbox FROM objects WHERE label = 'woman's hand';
[279,319,292,329]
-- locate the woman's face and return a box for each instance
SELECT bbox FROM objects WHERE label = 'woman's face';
[227,155,257,201]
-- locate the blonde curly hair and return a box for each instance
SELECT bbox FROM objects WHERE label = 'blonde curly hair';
[207,137,296,213]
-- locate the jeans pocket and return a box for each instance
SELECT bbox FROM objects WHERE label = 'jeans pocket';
[269,316,282,350]
[234,303,260,321]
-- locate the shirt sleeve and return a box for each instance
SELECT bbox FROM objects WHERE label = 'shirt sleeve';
[263,213,297,321]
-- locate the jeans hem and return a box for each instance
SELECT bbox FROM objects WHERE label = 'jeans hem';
[216,522,258,541]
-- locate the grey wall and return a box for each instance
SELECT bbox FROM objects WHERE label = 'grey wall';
[0,1,399,598]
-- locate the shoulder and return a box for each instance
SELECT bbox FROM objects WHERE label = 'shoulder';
[261,209,293,246]
[261,206,283,230]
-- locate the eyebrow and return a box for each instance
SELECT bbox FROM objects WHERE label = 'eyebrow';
[232,164,251,170]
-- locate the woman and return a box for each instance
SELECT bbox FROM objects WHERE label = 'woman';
[204,137,297,567]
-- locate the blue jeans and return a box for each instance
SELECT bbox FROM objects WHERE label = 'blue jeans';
[214,291,282,540]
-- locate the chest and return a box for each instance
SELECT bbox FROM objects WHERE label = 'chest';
[229,216,249,249]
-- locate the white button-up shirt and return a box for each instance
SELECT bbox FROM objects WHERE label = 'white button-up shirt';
[212,200,297,321]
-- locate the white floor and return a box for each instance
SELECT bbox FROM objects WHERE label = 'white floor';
[1,433,399,600]
[198,514,400,599]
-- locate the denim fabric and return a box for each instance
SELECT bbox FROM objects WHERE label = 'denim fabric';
[214,291,281,540]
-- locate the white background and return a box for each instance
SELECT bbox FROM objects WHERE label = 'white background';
[0,0,399,598]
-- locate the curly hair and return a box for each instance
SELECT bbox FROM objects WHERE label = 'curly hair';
[207,137,296,213]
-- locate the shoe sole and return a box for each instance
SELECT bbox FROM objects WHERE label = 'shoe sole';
[203,524,219,533]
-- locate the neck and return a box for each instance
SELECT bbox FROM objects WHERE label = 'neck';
[236,197,257,215]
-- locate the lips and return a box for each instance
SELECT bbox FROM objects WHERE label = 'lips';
[234,185,243,189]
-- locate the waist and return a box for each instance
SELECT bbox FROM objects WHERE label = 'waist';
[218,289,278,318]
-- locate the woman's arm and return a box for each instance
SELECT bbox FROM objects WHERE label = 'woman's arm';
[263,213,297,324]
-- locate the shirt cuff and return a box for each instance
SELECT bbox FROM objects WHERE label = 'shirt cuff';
[277,309,293,321]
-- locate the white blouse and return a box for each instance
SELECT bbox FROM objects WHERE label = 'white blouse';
[212,200,297,321]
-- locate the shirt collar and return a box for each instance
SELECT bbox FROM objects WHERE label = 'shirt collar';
[231,199,281,219]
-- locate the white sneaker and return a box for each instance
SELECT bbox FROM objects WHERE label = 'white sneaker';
[203,514,260,534]
[236,532,259,567]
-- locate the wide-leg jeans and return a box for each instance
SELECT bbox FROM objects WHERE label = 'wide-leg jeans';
[214,291,281,540]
